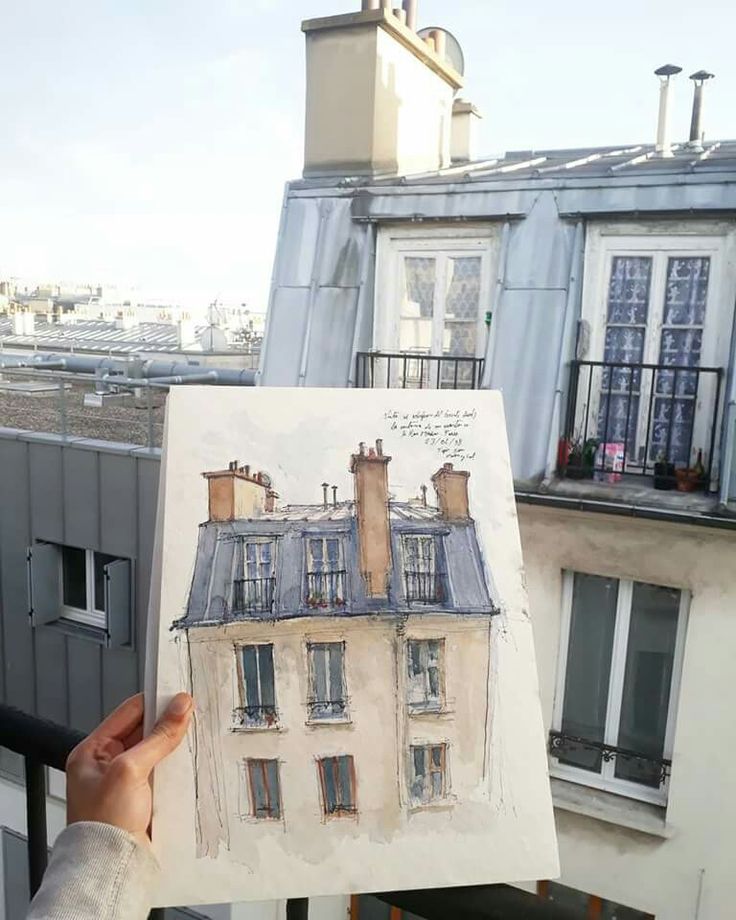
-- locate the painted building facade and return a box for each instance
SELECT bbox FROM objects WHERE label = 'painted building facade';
[176,443,496,865]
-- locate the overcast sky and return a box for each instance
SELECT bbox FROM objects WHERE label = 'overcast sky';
[1,0,733,310]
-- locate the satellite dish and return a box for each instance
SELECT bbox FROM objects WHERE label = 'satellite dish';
[198,325,228,352]
[417,27,465,77]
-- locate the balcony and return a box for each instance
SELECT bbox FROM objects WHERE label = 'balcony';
[233,704,278,729]
[306,570,346,609]
[559,359,723,496]
[232,576,275,615]
[355,351,484,390]
[404,570,447,605]
[548,730,671,790]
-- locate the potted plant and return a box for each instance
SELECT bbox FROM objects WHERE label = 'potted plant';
[564,437,598,480]
[653,453,676,490]
[675,449,707,493]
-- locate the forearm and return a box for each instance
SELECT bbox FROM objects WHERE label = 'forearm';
[27,822,158,920]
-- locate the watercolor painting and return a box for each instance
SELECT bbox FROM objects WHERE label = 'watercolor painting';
[148,387,558,908]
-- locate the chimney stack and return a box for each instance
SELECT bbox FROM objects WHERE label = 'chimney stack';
[203,464,270,522]
[321,482,329,510]
[654,64,682,158]
[451,98,482,164]
[332,485,338,507]
[431,462,471,520]
[687,70,714,150]
[350,440,392,596]
[301,3,462,178]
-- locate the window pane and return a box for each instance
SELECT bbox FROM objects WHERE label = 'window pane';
[403,257,436,318]
[249,761,267,815]
[560,574,618,772]
[322,758,337,813]
[338,755,354,810]
[265,760,281,819]
[93,552,116,612]
[311,645,328,702]
[62,546,87,610]
[615,582,680,787]
[445,257,481,322]
[257,645,275,709]
[328,644,344,702]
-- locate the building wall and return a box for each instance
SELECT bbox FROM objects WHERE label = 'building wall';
[186,612,491,892]
[0,430,159,733]
[518,504,736,920]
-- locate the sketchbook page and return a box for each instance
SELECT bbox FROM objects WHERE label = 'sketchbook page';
[143,404,170,737]
[150,386,558,907]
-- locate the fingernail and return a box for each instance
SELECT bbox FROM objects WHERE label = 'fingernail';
[169,693,193,717]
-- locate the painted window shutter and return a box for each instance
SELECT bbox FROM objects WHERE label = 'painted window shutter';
[104,558,132,647]
[27,543,61,626]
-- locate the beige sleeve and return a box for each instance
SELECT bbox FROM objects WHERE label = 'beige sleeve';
[27,822,159,920]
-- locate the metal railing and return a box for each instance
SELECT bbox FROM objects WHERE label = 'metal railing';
[232,704,279,728]
[548,730,671,788]
[404,571,446,605]
[232,577,275,615]
[561,359,723,488]
[306,570,347,608]
[355,352,485,390]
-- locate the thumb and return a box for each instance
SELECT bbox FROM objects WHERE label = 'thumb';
[125,693,193,777]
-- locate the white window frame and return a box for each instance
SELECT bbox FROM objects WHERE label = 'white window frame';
[551,570,689,806]
[580,223,736,479]
[374,224,499,362]
[408,742,448,805]
[60,548,109,630]
[235,643,278,729]
[307,641,349,722]
[406,638,444,712]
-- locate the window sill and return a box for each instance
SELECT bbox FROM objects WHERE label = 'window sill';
[229,724,283,734]
[44,618,110,646]
[409,707,454,720]
[550,777,672,838]
[408,796,456,814]
[306,717,353,728]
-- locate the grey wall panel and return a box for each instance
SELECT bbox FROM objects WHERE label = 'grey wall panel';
[101,648,138,717]
[305,288,360,386]
[33,629,67,724]
[503,190,575,289]
[0,439,33,711]
[275,197,321,287]
[259,288,310,386]
[489,289,567,483]
[99,452,138,559]
[136,455,160,684]
[28,443,63,544]
[62,446,99,551]
[2,827,30,920]
[66,636,102,733]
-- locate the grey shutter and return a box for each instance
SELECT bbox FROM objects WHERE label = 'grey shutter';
[27,542,61,626]
[104,558,132,648]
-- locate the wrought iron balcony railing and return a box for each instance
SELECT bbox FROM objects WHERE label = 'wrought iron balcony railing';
[560,359,723,489]
[404,570,447,605]
[233,704,278,728]
[232,576,275,615]
[306,570,347,609]
[355,351,485,390]
[548,730,671,788]
[307,698,348,721]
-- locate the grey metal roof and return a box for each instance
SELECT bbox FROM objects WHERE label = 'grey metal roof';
[0,317,205,354]
[241,500,442,523]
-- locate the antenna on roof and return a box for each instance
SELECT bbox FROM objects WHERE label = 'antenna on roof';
[687,70,715,151]
[654,64,682,158]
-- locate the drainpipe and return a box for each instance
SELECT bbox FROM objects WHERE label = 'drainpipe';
[543,220,585,484]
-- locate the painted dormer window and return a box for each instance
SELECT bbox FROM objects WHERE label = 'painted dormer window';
[234,539,276,615]
[402,535,444,604]
[306,537,346,609]
[372,226,498,389]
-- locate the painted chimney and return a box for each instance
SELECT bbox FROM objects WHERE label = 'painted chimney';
[301,4,462,178]
[350,439,392,596]
[654,64,682,157]
[431,462,470,520]
[687,70,714,150]
[203,463,270,522]
[451,98,481,164]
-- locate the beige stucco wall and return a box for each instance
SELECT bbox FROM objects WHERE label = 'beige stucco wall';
[518,504,736,920]
[186,613,492,889]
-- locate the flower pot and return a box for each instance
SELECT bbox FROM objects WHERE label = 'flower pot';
[653,461,676,491]
[675,468,704,493]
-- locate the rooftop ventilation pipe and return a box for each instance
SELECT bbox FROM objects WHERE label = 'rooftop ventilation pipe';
[654,64,682,157]
[688,70,715,150]
[402,0,417,30]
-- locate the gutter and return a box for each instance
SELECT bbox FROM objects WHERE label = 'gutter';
[515,490,736,532]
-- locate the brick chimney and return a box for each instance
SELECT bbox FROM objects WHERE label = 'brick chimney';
[431,462,470,520]
[349,439,392,597]
[301,6,462,178]
[203,461,271,522]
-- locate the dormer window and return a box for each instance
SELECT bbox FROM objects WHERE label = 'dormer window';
[234,539,276,615]
[306,537,346,609]
[402,535,444,604]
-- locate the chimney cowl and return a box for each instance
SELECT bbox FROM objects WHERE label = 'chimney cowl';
[654,63,682,158]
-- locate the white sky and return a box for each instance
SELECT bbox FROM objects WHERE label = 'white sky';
[1,0,733,310]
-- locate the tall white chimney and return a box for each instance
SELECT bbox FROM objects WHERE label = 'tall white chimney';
[451,98,481,164]
[654,64,682,158]
[302,4,463,178]
[687,70,715,151]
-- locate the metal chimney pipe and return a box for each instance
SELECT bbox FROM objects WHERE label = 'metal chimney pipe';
[402,0,418,30]
[361,0,380,9]
[321,482,329,510]
[688,70,715,147]
[332,485,338,508]
[654,64,682,157]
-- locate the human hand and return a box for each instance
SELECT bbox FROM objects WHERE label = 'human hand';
[66,692,193,845]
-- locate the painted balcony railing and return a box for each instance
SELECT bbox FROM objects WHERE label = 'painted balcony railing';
[404,570,447,605]
[305,570,347,609]
[307,698,348,721]
[233,704,278,729]
[232,576,275,615]
[560,359,723,490]
[355,351,485,390]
